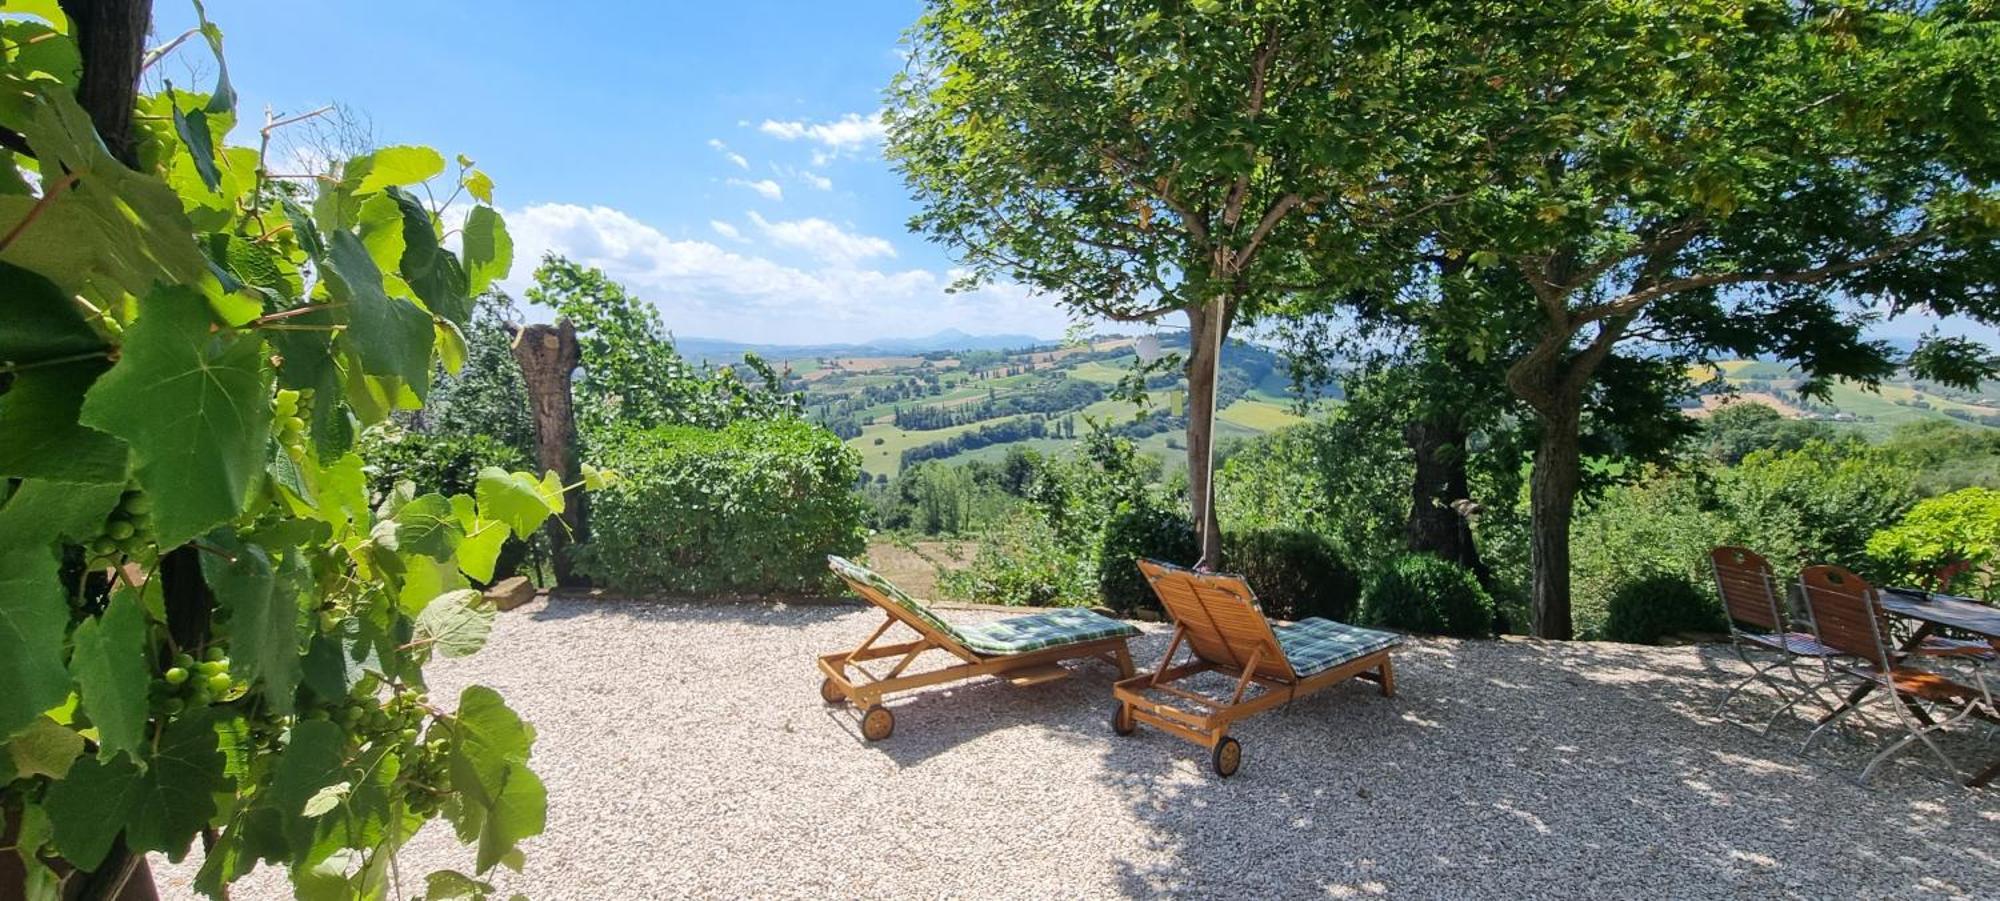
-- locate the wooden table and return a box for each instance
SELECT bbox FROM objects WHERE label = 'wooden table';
[1877,588,2000,787]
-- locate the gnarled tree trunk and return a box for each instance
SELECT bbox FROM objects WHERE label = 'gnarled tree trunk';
[1526,400,1582,640]
[509,320,591,588]
[1404,415,1492,588]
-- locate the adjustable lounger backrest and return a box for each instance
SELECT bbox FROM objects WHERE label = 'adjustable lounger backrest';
[1137,559,1297,681]
[1710,546,1786,633]
[826,556,977,658]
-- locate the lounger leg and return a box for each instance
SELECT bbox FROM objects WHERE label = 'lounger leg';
[1376,657,1396,698]
[1111,643,1135,679]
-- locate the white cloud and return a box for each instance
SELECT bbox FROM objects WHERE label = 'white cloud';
[727,178,783,201]
[757,111,886,158]
[706,138,749,170]
[747,211,895,266]
[496,203,1068,344]
[709,220,745,242]
[780,165,833,191]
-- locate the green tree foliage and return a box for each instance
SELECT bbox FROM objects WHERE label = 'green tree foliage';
[423,293,536,457]
[578,421,866,594]
[526,255,802,438]
[1223,528,1360,623]
[1570,476,1731,639]
[1718,439,1918,571]
[1096,504,1200,613]
[1358,554,1496,638]
[1867,487,2000,598]
[0,8,554,897]
[1702,401,1831,465]
[1876,419,2000,494]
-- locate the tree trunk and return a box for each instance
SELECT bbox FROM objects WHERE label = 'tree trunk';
[59,0,152,169]
[1527,400,1582,640]
[1403,415,1492,588]
[1183,298,1226,567]
[509,321,590,588]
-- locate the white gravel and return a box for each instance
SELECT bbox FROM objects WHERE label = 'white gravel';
[153,596,1999,899]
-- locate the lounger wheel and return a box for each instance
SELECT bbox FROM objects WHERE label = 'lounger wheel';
[1211,736,1242,778]
[860,705,895,742]
[1112,702,1136,736]
[819,677,845,705]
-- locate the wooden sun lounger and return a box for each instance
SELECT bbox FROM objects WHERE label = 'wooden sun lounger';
[818,556,1138,741]
[1113,559,1403,777]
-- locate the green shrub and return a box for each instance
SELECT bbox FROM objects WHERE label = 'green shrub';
[1601,573,1725,645]
[579,419,865,594]
[1570,474,1728,638]
[1224,528,1358,622]
[358,425,538,585]
[1866,487,2000,599]
[1358,553,1495,638]
[1096,504,1199,613]
[939,509,1099,606]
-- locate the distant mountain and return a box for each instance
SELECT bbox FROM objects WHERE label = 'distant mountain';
[673,329,1054,365]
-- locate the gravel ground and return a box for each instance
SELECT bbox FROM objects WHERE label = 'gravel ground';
[153,596,2000,899]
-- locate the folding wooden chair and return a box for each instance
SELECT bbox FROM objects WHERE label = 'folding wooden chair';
[818,556,1138,741]
[1796,565,2000,785]
[1709,546,1843,730]
[1112,559,1402,777]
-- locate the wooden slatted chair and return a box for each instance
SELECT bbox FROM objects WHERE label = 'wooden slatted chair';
[1709,546,1843,730]
[818,556,1138,741]
[1111,559,1402,777]
[1796,565,1999,784]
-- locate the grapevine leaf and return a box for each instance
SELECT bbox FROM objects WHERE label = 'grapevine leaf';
[302,781,351,817]
[464,169,494,203]
[44,753,144,870]
[0,546,70,739]
[351,145,446,195]
[68,587,152,762]
[126,709,227,860]
[205,232,304,300]
[79,287,271,546]
[0,479,125,550]
[461,206,512,297]
[457,519,509,584]
[396,493,463,561]
[475,468,563,539]
[190,0,234,113]
[398,554,462,616]
[6,716,83,779]
[284,199,325,259]
[1,20,78,82]
[171,101,222,192]
[390,186,472,324]
[415,590,494,659]
[357,192,408,275]
[202,533,302,714]
[271,720,345,851]
[423,870,495,901]
[445,686,545,872]
[322,230,433,394]
[0,359,129,484]
[0,260,103,368]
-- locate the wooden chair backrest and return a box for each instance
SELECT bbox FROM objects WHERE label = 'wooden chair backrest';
[1709,546,1784,632]
[1137,559,1297,680]
[1797,564,1893,669]
[826,556,977,660]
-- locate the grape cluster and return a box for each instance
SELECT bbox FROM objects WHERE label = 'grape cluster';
[153,646,241,715]
[274,388,310,461]
[86,487,154,568]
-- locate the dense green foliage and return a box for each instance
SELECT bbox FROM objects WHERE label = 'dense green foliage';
[1602,574,1725,646]
[1096,504,1200,613]
[580,420,866,595]
[1717,439,1918,571]
[1359,555,1497,639]
[0,8,555,897]
[1223,528,1359,623]
[1867,488,2000,599]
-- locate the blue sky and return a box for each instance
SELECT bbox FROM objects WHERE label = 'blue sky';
[154,2,1989,349]
[155,1,1068,345]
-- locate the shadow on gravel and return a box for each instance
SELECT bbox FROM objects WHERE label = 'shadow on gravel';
[1075,634,2000,898]
[528,592,864,625]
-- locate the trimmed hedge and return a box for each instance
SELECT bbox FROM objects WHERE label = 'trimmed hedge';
[1096,504,1200,613]
[578,419,865,594]
[1224,528,1359,623]
[1359,553,1495,638]
[1601,573,1724,645]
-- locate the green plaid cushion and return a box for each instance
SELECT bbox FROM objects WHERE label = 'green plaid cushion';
[826,555,963,641]
[1274,617,1402,678]
[955,608,1141,655]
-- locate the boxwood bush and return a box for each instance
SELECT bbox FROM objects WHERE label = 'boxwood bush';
[1096,503,1200,613]
[579,419,866,594]
[1359,553,1495,638]
[1601,573,1725,645]
[1224,528,1359,623]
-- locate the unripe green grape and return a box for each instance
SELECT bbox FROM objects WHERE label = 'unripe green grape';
[105,520,136,540]
[174,652,195,669]
[205,646,228,663]
[205,673,233,695]
[90,537,117,556]
[120,492,153,515]
[197,660,225,677]
[163,666,188,686]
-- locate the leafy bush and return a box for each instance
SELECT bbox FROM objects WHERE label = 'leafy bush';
[1225,528,1360,622]
[1717,438,1917,570]
[1096,504,1199,612]
[359,424,532,501]
[1359,553,1495,637]
[939,509,1100,606]
[1601,573,1725,645]
[1867,487,2000,599]
[1570,474,1729,638]
[580,419,865,594]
